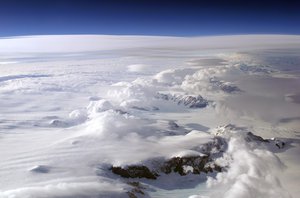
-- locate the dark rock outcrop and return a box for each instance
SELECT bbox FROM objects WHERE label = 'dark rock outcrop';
[126,182,146,198]
[111,155,222,179]
[156,93,209,108]
[209,78,242,93]
[111,165,158,179]
[29,165,50,173]
[273,138,286,149]
[168,121,179,130]
[239,64,273,74]
[49,119,69,127]
[215,124,286,150]
[246,132,269,143]
[161,155,212,175]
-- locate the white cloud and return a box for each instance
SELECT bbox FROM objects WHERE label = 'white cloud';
[127,64,151,73]
[1,34,299,198]
[0,181,126,198]
[190,132,291,198]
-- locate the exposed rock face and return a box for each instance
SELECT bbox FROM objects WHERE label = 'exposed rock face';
[168,120,179,130]
[111,124,286,184]
[111,165,158,179]
[218,82,241,93]
[131,106,159,111]
[161,155,216,175]
[193,136,227,155]
[156,93,209,108]
[246,132,269,143]
[239,64,273,74]
[111,155,222,179]
[272,138,286,149]
[126,182,146,198]
[209,78,242,93]
[29,165,50,173]
[49,119,69,127]
[214,124,286,150]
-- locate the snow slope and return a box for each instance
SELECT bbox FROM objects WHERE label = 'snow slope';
[0,35,299,198]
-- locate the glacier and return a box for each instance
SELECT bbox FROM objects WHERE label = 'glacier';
[0,35,299,198]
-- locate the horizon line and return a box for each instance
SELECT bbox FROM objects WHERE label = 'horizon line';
[1,33,300,39]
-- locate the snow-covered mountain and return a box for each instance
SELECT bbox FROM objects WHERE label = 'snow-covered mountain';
[0,35,299,198]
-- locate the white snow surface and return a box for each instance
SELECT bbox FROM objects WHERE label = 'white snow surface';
[0,35,299,198]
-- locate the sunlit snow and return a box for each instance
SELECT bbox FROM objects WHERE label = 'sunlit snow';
[0,35,299,198]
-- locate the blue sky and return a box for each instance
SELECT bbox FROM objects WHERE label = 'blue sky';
[0,0,299,37]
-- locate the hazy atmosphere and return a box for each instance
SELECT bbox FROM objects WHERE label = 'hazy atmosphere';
[0,1,299,198]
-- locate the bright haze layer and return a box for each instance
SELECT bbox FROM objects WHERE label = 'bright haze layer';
[0,1,299,198]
